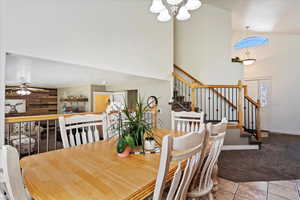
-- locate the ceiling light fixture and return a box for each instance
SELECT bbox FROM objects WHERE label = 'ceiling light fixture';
[16,88,31,96]
[242,50,256,66]
[242,58,256,66]
[16,83,32,96]
[242,26,256,66]
[150,0,202,22]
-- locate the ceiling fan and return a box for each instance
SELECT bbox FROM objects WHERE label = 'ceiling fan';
[6,83,49,96]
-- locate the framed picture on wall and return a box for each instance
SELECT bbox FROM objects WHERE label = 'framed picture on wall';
[5,99,27,114]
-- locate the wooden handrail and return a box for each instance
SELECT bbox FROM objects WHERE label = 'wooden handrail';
[174,65,262,141]
[172,72,193,88]
[5,112,102,123]
[173,72,243,89]
[193,84,242,88]
[173,65,239,110]
[245,96,260,108]
[172,72,238,110]
[244,95,261,141]
[6,108,158,128]
[174,64,204,85]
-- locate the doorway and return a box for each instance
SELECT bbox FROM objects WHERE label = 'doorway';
[244,77,272,131]
[93,92,112,113]
[93,91,130,113]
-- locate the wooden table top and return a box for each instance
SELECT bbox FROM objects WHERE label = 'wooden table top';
[20,128,187,200]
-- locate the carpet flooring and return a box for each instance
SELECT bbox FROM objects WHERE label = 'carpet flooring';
[219,133,300,182]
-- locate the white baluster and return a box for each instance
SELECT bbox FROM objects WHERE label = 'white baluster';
[87,126,94,143]
[94,125,100,141]
[182,121,186,132]
[75,128,81,146]
[69,130,75,147]
[195,123,199,132]
[82,127,88,144]
[177,120,181,132]
[186,122,191,132]
[191,122,195,132]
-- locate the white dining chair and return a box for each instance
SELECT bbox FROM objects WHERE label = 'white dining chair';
[0,145,32,200]
[171,111,205,132]
[187,119,227,200]
[59,114,107,148]
[152,126,206,200]
[105,112,122,139]
[209,118,228,136]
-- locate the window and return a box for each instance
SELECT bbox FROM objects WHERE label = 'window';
[234,36,269,50]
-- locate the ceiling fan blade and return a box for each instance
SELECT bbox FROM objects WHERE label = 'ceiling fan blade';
[6,87,19,90]
[27,87,49,92]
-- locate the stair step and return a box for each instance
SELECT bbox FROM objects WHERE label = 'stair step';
[173,90,178,97]
[175,96,185,103]
[248,135,262,149]
[182,101,191,107]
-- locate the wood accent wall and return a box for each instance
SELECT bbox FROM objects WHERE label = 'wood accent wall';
[5,88,58,117]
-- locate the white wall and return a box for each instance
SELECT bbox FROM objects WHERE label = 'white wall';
[232,32,300,135]
[0,0,6,146]
[107,79,172,129]
[5,0,173,80]
[175,4,243,84]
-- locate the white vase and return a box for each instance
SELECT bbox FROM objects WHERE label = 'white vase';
[144,139,156,151]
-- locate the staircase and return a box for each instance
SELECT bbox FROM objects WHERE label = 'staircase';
[171,65,262,145]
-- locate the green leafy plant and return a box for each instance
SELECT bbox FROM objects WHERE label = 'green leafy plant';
[117,135,135,153]
[112,96,157,153]
[122,97,155,150]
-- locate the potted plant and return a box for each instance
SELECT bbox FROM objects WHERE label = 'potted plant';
[110,97,158,154]
[117,134,135,158]
[122,97,156,152]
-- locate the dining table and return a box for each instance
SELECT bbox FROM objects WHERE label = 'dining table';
[20,128,217,200]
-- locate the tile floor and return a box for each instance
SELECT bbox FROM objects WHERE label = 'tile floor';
[211,178,300,200]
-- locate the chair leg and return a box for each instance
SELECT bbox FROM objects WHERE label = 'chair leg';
[212,164,219,193]
[208,192,214,200]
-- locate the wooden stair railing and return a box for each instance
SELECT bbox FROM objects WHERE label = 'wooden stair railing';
[173,72,241,122]
[172,65,262,141]
[174,65,237,110]
[243,86,262,141]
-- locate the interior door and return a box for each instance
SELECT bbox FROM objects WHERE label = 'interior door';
[244,79,272,131]
[94,91,128,113]
[94,93,112,113]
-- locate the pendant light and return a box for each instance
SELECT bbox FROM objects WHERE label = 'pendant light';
[242,26,256,66]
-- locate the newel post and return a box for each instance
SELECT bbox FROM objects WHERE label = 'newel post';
[237,80,244,131]
[256,100,262,141]
[152,105,158,129]
[191,82,196,112]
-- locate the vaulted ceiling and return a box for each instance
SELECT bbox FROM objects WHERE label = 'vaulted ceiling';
[206,0,300,34]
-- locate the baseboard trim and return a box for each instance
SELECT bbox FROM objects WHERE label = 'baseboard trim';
[222,145,259,151]
[271,131,300,136]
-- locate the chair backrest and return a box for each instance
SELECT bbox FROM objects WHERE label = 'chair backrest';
[105,112,122,139]
[190,119,227,195]
[0,145,31,200]
[153,126,205,200]
[171,111,205,132]
[209,118,228,136]
[59,114,107,148]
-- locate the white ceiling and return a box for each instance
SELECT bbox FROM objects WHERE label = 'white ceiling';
[5,54,160,88]
[206,0,300,34]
